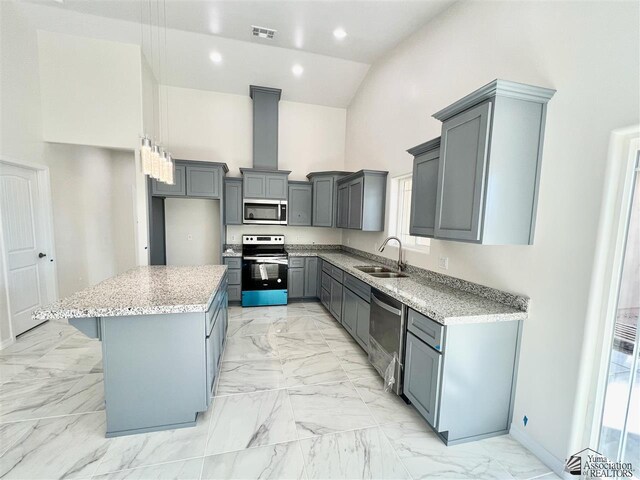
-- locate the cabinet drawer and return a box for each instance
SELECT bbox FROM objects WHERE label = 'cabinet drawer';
[223,257,242,269]
[321,271,331,291]
[227,269,241,285]
[289,257,305,268]
[408,309,444,352]
[228,285,241,302]
[344,274,370,302]
[322,260,331,274]
[330,265,344,283]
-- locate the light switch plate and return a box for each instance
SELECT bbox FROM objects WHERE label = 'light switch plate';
[438,256,449,270]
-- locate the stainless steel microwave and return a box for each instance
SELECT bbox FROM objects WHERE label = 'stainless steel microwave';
[243,199,287,225]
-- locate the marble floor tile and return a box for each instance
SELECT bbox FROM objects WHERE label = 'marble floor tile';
[201,441,306,480]
[274,331,331,359]
[226,317,275,338]
[21,342,102,380]
[288,381,376,439]
[298,302,327,315]
[216,359,286,395]
[281,351,349,387]
[271,316,319,334]
[223,335,278,362]
[0,419,38,456]
[95,410,210,475]
[0,411,110,479]
[320,329,360,352]
[0,373,103,422]
[206,389,297,455]
[479,434,552,480]
[333,349,380,381]
[0,361,28,384]
[352,376,423,426]
[299,426,409,479]
[400,452,513,479]
[0,321,75,359]
[312,314,345,333]
[92,458,204,480]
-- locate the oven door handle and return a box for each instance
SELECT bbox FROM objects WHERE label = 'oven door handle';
[371,293,402,316]
[243,256,288,264]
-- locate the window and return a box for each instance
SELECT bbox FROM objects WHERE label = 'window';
[389,173,430,250]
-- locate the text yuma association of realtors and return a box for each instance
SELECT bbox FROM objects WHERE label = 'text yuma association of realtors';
[582,453,633,477]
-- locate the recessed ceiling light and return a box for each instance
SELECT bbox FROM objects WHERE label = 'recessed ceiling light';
[292,64,304,76]
[333,28,347,40]
[209,51,222,64]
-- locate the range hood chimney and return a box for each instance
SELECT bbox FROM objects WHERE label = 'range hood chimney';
[249,85,282,170]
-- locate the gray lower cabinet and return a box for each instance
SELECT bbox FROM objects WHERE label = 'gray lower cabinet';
[329,278,343,320]
[320,287,331,310]
[186,165,222,198]
[151,165,186,196]
[224,178,242,225]
[335,170,388,231]
[408,139,440,237]
[288,182,312,226]
[240,169,290,200]
[288,268,305,299]
[341,286,370,350]
[432,79,555,245]
[304,257,318,297]
[404,331,442,427]
[224,257,241,302]
[307,172,352,227]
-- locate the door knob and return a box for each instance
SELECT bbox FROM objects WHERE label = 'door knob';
[38,253,47,258]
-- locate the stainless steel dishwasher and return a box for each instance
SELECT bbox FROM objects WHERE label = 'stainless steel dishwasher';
[368,288,407,395]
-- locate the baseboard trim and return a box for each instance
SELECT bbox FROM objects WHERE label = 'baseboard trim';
[0,336,15,351]
[509,423,569,479]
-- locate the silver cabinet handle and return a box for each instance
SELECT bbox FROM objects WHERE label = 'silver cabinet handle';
[371,293,401,315]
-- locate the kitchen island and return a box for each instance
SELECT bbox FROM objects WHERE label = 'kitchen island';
[33,265,229,437]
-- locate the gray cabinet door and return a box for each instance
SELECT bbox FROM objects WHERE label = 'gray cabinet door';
[288,268,305,299]
[186,165,221,198]
[243,173,266,198]
[404,332,442,428]
[288,184,312,226]
[336,184,349,228]
[265,174,288,200]
[304,257,318,297]
[312,177,334,227]
[342,288,357,336]
[410,150,439,237]
[321,287,331,310]
[435,101,492,242]
[151,165,186,196]
[224,180,242,225]
[347,179,363,229]
[355,296,370,349]
[329,278,343,320]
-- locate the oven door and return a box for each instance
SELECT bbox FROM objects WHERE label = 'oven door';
[242,256,288,291]
[243,200,286,225]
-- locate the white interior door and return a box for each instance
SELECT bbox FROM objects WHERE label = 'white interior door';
[0,163,53,336]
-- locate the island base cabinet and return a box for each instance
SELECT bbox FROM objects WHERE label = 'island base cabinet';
[100,312,208,437]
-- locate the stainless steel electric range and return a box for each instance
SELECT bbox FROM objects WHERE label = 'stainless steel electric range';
[241,235,288,307]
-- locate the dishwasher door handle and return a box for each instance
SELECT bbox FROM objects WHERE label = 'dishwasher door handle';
[371,293,402,316]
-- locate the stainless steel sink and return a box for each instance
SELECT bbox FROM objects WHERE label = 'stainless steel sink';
[354,265,395,273]
[369,272,409,278]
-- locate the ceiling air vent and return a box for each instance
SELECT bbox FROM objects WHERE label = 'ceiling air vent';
[251,25,276,39]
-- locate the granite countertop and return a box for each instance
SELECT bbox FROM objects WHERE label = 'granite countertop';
[289,250,527,325]
[33,265,228,321]
[222,250,242,257]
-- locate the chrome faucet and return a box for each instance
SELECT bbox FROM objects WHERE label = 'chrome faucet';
[378,236,406,272]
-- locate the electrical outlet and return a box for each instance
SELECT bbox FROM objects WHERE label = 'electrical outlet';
[187,234,193,241]
[438,256,449,270]
[231,234,236,242]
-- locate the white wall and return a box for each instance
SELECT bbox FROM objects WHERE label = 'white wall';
[163,85,347,243]
[344,0,639,467]
[165,198,220,265]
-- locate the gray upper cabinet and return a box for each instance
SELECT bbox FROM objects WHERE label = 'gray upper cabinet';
[186,165,222,198]
[432,79,556,245]
[288,182,312,226]
[307,172,352,228]
[335,170,388,231]
[151,165,186,196]
[408,139,440,238]
[224,178,242,225]
[240,169,290,200]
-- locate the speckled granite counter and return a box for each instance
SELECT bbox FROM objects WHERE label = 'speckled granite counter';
[33,265,228,320]
[222,250,242,257]
[288,250,527,325]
